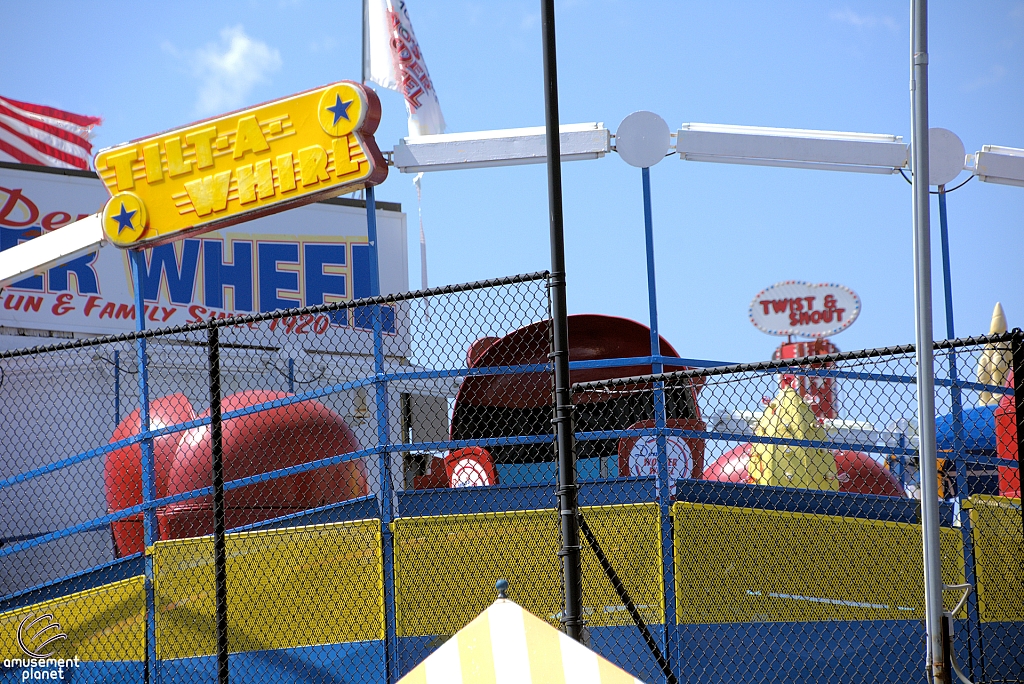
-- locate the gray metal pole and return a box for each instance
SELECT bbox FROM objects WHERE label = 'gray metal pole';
[910,2,946,683]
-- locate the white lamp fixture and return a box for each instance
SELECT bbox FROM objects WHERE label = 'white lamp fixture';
[615,111,671,168]
[967,145,1024,188]
[676,123,909,174]
[927,128,967,187]
[391,122,610,173]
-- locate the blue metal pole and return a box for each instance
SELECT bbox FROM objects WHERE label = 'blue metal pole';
[898,433,907,489]
[643,168,660,363]
[130,249,159,684]
[938,188,955,341]
[643,167,676,680]
[367,186,397,683]
[939,186,984,680]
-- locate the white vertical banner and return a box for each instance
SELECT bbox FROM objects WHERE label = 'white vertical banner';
[365,0,446,137]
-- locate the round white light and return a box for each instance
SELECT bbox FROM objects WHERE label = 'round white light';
[928,128,966,187]
[615,111,671,168]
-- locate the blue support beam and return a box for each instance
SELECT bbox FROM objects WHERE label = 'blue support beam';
[366,186,398,684]
[130,249,159,684]
[642,166,677,682]
[939,187,985,680]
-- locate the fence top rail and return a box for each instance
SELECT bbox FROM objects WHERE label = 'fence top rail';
[571,329,1023,391]
[0,271,551,360]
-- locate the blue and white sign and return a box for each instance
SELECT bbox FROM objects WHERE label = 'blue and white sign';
[0,164,408,344]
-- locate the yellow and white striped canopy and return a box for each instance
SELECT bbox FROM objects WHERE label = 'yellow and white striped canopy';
[398,598,646,684]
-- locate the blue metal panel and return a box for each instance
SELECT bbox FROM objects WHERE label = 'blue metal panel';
[6,661,147,683]
[397,477,658,517]
[979,622,1024,682]
[937,405,997,454]
[674,620,927,684]
[0,553,145,612]
[591,625,668,684]
[157,641,386,684]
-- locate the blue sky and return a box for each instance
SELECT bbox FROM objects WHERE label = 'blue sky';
[2,0,1021,363]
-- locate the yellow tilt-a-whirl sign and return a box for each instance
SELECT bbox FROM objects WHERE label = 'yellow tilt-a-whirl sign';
[94,81,388,248]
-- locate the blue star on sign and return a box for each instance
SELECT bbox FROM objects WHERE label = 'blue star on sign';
[112,203,137,234]
[326,94,352,126]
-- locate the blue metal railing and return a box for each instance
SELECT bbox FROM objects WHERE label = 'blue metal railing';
[1,277,1019,684]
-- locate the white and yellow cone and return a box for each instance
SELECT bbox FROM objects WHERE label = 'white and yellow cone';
[398,597,646,684]
[977,302,1011,405]
[749,387,839,491]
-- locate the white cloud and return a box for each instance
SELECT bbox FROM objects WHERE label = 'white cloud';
[830,7,899,31]
[160,40,181,59]
[190,26,282,115]
[309,36,338,54]
[462,2,484,26]
[962,64,1007,92]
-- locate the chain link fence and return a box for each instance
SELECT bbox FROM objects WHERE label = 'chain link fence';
[1,272,1021,684]
[571,332,1022,684]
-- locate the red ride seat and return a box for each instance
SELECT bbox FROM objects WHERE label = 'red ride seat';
[161,391,367,540]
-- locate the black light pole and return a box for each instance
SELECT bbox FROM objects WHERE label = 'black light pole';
[207,326,230,684]
[540,0,583,642]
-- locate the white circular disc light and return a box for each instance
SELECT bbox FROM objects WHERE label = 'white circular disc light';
[928,127,966,187]
[615,111,671,168]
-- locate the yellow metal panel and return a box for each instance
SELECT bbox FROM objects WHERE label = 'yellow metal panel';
[672,502,965,623]
[969,495,1023,622]
[579,504,664,627]
[0,577,145,662]
[393,505,664,638]
[94,81,387,248]
[393,509,562,637]
[153,519,383,659]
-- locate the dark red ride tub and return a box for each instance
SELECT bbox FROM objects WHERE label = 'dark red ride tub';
[704,443,905,497]
[105,393,196,557]
[161,391,367,539]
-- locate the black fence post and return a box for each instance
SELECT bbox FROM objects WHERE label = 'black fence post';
[540,0,583,642]
[578,512,678,684]
[207,325,230,684]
